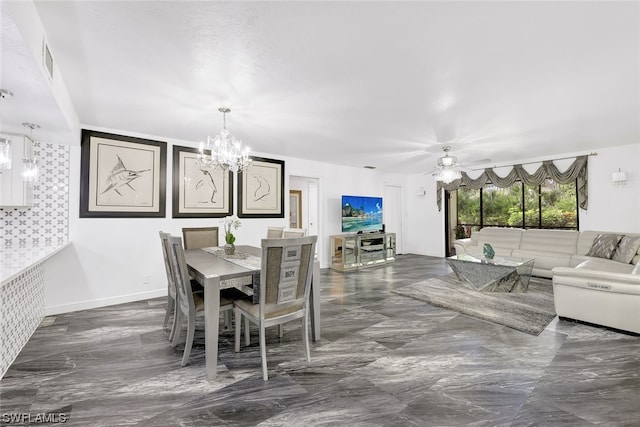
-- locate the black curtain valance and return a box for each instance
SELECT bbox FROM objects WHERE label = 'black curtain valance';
[436,155,589,211]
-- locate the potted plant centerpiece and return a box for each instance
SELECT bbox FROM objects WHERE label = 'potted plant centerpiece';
[221,215,241,255]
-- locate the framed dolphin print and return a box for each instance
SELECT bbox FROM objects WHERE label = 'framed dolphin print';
[80,130,166,218]
[237,156,285,218]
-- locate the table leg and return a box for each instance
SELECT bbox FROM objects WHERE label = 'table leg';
[310,259,321,341]
[204,275,221,381]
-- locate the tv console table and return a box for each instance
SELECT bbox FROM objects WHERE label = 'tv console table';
[330,232,396,271]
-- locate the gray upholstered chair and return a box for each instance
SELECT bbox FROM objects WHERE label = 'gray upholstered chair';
[283,228,306,238]
[182,227,219,249]
[266,226,284,238]
[234,235,318,380]
[159,231,180,341]
[167,235,235,366]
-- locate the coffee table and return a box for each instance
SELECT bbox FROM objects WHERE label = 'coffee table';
[446,253,535,293]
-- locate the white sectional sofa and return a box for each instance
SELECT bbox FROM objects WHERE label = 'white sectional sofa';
[454,227,640,334]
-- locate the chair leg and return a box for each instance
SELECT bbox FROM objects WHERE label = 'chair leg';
[224,310,232,330]
[163,296,174,328]
[168,306,179,343]
[171,309,183,348]
[303,309,311,362]
[181,312,196,367]
[234,307,242,353]
[244,317,250,347]
[260,323,268,381]
[278,324,284,338]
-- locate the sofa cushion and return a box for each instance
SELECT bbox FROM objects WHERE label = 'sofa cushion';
[612,235,640,264]
[475,227,523,251]
[512,249,571,270]
[518,229,578,254]
[575,259,635,274]
[586,234,623,259]
[632,263,640,275]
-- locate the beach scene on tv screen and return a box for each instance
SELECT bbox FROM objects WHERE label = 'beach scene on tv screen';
[342,195,383,232]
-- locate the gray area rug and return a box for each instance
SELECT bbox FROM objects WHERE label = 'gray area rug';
[393,274,556,335]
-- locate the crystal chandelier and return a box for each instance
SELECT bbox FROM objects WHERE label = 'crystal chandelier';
[433,146,462,184]
[0,89,13,170]
[21,122,39,183]
[196,107,251,173]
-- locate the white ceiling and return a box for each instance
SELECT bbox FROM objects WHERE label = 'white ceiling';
[3,1,639,174]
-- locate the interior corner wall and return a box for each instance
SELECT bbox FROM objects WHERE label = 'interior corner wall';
[403,173,445,257]
[44,127,407,315]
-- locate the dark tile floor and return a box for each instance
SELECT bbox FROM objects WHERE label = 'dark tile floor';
[1,254,639,426]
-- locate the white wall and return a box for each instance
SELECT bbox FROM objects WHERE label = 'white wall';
[404,143,640,257]
[45,127,406,314]
[579,144,640,232]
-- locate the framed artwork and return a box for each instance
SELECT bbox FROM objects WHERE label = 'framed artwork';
[79,130,166,218]
[172,145,233,218]
[289,190,302,228]
[238,156,285,218]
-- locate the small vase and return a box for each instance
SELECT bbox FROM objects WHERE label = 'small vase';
[224,243,235,256]
[483,243,495,260]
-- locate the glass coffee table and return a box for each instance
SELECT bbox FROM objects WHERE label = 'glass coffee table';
[446,253,535,293]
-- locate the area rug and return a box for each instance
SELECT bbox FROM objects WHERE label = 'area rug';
[392,274,556,335]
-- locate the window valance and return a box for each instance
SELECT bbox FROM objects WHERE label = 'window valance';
[436,155,589,211]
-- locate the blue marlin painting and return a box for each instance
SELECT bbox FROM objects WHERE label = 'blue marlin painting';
[101,155,150,196]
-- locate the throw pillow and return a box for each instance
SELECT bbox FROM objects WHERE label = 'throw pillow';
[586,234,623,259]
[612,235,640,264]
[632,262,640,275]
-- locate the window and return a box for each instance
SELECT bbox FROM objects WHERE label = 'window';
[456,179,578,237]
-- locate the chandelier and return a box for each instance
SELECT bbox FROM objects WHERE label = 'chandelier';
[0,89,13,170]
[196,107,251,173]
[433,146,462,184]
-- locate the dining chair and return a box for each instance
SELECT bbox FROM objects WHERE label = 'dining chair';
[167,235,236,367]
[234,235,318,380]
[159,231,180,342]
[265,226,284,238]
[182,227,219,249]
[283,228,306,238]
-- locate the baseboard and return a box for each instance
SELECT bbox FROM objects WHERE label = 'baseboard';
[44,289,167,316]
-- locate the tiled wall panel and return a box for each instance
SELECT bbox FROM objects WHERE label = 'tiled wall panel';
[0,263,45,378]
[1,141,69,246]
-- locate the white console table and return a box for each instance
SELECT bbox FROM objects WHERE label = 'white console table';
[0,241,70,379]
[330,232,396,271]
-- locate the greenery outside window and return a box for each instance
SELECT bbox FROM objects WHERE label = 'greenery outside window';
[456,179,578,237]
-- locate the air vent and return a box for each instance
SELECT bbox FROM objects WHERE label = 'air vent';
[363,165,376,170]
[42,39,53,80]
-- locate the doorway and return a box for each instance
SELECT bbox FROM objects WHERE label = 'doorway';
[289,176,322,261]
[383,184,403,254]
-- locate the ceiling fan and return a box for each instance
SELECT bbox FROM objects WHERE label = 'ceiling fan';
[426,145,491,183]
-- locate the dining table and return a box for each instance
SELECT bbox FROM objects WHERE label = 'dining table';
[184,244,321,381]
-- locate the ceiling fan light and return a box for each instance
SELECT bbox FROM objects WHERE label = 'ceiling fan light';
[438,155,457,167]
[434,166,461,184]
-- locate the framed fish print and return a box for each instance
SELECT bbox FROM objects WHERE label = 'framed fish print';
[79,130,167,218]
[238,156,285,218]
[172,145,233,218]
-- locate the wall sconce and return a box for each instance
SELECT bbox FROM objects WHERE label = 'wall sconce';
[612,169,627,186]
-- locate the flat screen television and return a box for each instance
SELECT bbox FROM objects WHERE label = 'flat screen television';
[341,195,383,233]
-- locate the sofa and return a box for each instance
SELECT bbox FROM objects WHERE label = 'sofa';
[454,227,640,334]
